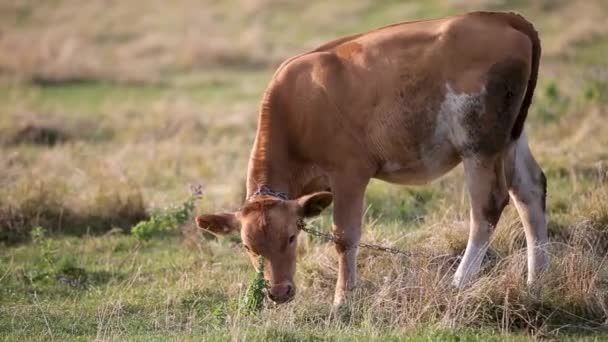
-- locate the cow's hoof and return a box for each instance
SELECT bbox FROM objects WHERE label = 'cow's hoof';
[526,277,544,298]
[330,298,352,322]
[332,294,347,311]
[451,274,467,289]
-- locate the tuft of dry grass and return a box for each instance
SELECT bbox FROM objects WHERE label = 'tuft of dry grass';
[246,207,608,337]
[7,121,70,146]
[0,170,147,244]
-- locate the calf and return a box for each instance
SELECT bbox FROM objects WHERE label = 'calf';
[196,11,548,306]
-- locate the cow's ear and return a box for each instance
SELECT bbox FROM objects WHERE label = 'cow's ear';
[296,192,333,218]
[196,212,240,235]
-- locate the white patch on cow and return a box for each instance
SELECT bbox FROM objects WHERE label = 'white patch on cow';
[441,83,484,114]
[413,83,486,177]
[439,83,486,148]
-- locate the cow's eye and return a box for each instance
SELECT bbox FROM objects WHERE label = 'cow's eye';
[243,244,251,251]
[289,235,296,244]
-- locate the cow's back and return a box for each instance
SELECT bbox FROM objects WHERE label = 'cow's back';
[270,12,536,182]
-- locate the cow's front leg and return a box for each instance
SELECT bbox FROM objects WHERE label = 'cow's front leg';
[331,176,368,308]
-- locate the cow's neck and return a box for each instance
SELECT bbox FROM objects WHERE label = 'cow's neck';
[246,89,293,199]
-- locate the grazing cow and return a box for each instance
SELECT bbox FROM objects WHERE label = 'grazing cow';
[196,11,548,306]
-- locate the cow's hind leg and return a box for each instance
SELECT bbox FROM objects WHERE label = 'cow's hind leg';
[451,57,531,287]
[505,134,549,284]
[453,156,509,287]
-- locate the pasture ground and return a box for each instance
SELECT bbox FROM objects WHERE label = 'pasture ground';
[1,0,608,340]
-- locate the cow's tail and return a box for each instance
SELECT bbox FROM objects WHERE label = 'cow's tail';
[506,13,541,140]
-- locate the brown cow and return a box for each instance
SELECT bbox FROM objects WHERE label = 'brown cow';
[196,11,548,306]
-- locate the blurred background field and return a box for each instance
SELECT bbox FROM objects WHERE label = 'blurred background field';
[1,0,607,340]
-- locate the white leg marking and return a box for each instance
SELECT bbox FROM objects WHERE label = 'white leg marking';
[509,134,549,284]
[453,156,507,288]
[453,240,489,288]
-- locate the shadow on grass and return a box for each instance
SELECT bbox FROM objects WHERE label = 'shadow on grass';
[0,206,148,245]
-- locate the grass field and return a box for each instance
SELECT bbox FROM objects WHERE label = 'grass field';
[1,0,608,340]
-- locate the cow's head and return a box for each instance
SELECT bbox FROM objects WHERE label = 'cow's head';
[195,191,333,303]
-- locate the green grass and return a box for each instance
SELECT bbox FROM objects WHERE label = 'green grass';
[0,69,270,116]
[0,236,549,340]
[2,230,607,340]
[1,0,608,340]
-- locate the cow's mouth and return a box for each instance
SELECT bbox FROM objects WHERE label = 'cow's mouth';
[268,294,295,304]
[268,282,296,304]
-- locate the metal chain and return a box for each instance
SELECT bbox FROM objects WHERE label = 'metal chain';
[297,220,416,258]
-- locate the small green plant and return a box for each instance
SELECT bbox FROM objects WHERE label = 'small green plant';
[26,226,57,282]
[544,80,559,102]
[537,80,568,124]
[584,85,599,103]
[132,185,203,241]
[29,226,57,279]
[242,256,269,314]
[27,226,89,287]
[583,81,607,104]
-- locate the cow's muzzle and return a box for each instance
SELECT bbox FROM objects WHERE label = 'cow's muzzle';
[268,281,295,304]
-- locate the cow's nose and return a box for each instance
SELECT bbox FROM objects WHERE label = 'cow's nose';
[268,282,295,303]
